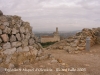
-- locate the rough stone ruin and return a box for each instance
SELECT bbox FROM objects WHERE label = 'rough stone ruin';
[0,10,49,68]
[47,28,100,53]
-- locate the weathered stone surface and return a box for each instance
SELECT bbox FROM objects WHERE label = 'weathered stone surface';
[70,43,77,47]
[7,27,11,34]
[29,38,34,45]
[0,25,5,30]
[3,27,10,34]
[3,22,9,26]
[25,33,30,39]
[21,34,25,40]
[0,29,2,34]
[11,42,16,47]
[17,47,23,52]
[23,46,29,51]
[0,10,3,16]
[16,33,21,41]
[16,42,22,47]
[20,26,25,33]
[29,46,33,50]
[3,48,16,55]
[12,28,17,34]
[22,39,28,47]
[11,20,15,25]
[1,34,9,42]
[3,42,11,49]
[25,28,29,33]
[10,35,16,42]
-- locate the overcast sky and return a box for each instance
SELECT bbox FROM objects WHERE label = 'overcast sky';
[0,0,100,32]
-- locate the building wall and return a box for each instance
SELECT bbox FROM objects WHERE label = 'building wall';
[40,27,60,43]
[41,35,60,43]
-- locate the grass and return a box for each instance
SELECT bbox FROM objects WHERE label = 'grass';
[40,42,57,48]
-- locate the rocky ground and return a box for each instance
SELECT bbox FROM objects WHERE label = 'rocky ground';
[0,44,100,75]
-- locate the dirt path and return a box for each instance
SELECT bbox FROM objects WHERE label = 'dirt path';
[1,45,100,75]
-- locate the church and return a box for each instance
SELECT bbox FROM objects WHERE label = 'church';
[40,27,60,43]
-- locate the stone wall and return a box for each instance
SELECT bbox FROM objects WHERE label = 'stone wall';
[47,28,99,53]
[0,11,49,68]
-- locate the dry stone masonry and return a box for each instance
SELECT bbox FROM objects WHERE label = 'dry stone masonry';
[47,28,100,53]
[0,10,49,68]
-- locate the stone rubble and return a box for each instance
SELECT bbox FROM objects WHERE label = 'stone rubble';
[47,28,100,53]
[0,10,49,68]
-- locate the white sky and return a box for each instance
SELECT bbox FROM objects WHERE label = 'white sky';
[0,0,100,31]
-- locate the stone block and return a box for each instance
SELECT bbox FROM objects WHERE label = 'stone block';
[16,33,21,41]
[11,41,22,47]
[23,46,29,51]
[12,28,17,34]
[20,26,25,33]
[25,33,30,39]
[11,42,17,47]
[7,28,11,34]
[22,39,28,47]
[1,34,9,42]
[2,26,8,33]
[25,28,29,33]
[28,46,33,50]
[16,42,22,47]
[3,22,9,26]
[21,34,25,40]
[3,42,11,49]
[17,47,23,52]
[3,47,16,55]
[10,35,16,42]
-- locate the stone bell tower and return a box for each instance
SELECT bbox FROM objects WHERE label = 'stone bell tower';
[56,27,58,33]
